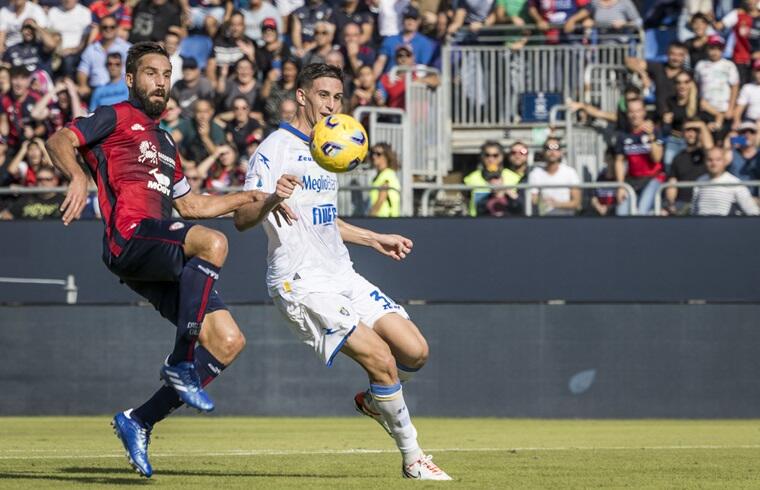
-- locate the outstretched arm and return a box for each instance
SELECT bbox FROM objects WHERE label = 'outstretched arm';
[46,128,89,226]
[336,219,413,261]
[174,188,268,219]
[233,174,301,231]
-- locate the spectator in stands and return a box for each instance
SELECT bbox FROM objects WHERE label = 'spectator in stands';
[215,56,259,112]
[507,141,529,180]
[368,142,401,217]
[694,35,738,143]
[196,144,244,191]
[349,64,382,112]
[187,0,228,38]
[528,136,581,216]
[290,0,334,57]
[494,0,530,50]
[480,140,529,216]
[1,66,44,158]
[732,59,760,130]
[375,6,438,77]
[691,146,760,215]
[302,21,337,66]
[727,120,760,180]
[334,0,374,45]
[261,56,298,129]
[590,149,618,216]
[242,0,281,44]
[159,95,183,137]
[0,166,63,220]
[171,55,215,119]
[677,0,714,43]
[341,22,377,80]
[446,0,498,42]
[626,41,688,116]
[371,0,407,40]
[128,0,184,44]
[206,11,256,85]
[664,118,712,215]
[164,30,183,87]
[42,78,87,134]
[255,17,292,79]
[178,98,226,163]
[48,0,92,79]
[76,16,131,98]
[568,84,643,132]
[377,44,439,109]
[88,0,133,42]
[89,52,129,111]
[614,98,665,215]
[662,70,699,167]
[0,0,49,53]
[185,165,204,194]
[685,13,711,68]
[2,19,56,75]
[715,0,760,84]
[3,137,53,185]
[588,0,642,30]
[528,0,590,43]
[220,95,262,157]
[463,140,512,216]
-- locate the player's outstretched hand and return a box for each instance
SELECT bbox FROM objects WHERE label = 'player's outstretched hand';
[372,233,413,261]
[60,176,88,226]
[275,174,301,201]
[272,203,298,227]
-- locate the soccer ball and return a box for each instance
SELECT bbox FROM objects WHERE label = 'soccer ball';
[310,114,369,173]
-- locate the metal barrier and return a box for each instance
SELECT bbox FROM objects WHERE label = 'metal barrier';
[442,36,642,128]
[582,64,630,114]
[654,180,760,215]
[548,105,606,180]
[0,275,78,304]
[418,182,638,217]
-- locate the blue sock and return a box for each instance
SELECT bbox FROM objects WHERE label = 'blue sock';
[168,257,220,365]
[133,346,226,428]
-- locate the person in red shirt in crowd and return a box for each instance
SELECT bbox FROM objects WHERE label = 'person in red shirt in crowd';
[3,137,52,186]
[716,0,760,84]
[0,66,45,160]
[377,44,439,109]
[614,98,666,215]
[528,0,592,44]
[89,0,133,43]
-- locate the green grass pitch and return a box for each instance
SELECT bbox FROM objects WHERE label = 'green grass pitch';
[1,417,759,488]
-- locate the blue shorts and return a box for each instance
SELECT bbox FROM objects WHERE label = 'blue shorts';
[104,218,227,326]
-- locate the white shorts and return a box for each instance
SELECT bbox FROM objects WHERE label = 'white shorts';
[273,271,409,367]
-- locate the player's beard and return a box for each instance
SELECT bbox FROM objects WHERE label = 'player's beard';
[133,84,169,119]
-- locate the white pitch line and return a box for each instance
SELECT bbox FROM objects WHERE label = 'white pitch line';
[1,445,760,461]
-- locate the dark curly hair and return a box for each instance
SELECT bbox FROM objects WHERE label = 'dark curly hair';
[126,41,169,78]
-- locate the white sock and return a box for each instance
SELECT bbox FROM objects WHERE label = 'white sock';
[370,382,423,465]
[396,363,419,383]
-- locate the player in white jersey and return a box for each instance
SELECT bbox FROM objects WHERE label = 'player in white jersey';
[233,64,451,481]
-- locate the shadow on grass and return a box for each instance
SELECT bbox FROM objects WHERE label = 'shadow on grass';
[0,472,149,485]
[61,466,368,479]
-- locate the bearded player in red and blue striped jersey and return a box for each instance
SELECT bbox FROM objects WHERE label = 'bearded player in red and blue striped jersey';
[46,42,295,478]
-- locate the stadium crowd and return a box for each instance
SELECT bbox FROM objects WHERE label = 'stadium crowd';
[0,0,759,218]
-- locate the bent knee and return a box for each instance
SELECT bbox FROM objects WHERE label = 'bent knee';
[199,230,228,265]
[367,349,398,385]
[223,330,246,357]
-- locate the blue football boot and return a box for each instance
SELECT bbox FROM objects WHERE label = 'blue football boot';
[111,410,152,478]
[160,361,215,412]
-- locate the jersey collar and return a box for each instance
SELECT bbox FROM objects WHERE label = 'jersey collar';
[279,122,310,143]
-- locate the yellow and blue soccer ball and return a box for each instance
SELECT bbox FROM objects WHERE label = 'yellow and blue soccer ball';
[310,114,368,173]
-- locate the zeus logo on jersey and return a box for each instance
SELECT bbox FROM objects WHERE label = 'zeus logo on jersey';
[147,168,171,196]
[302,175,337,193]
[312,204,337,226]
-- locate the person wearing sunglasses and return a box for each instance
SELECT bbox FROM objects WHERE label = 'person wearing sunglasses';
[89,52,130,111]
[463,140,519,217]
[301,21,337,67]
[0,166,63,220]
[369,143,401,217]
[76,15,131,98]
[528,136,581,216]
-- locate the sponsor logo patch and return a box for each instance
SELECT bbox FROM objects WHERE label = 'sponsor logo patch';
[131,123,146,131]
[169,222,185,231]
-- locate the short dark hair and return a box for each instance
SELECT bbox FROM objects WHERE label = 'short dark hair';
[100,15,118,26]
[107,52,122,63]
[296,63,344,91]
[126,41,169,78]
[9,65,30,79]
[480,140,503,155]
[668,41,688,52]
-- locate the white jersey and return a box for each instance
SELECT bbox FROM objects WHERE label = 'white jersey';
[243,122,354,296]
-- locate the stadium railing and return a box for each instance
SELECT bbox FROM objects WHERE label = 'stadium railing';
[548,104,607,181]
[0,275,78,304]
[417,182,639,216]
[653,180,760,215]
[441,24,643,128]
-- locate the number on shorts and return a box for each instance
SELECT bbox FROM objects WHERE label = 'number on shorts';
[369,289,398,311]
